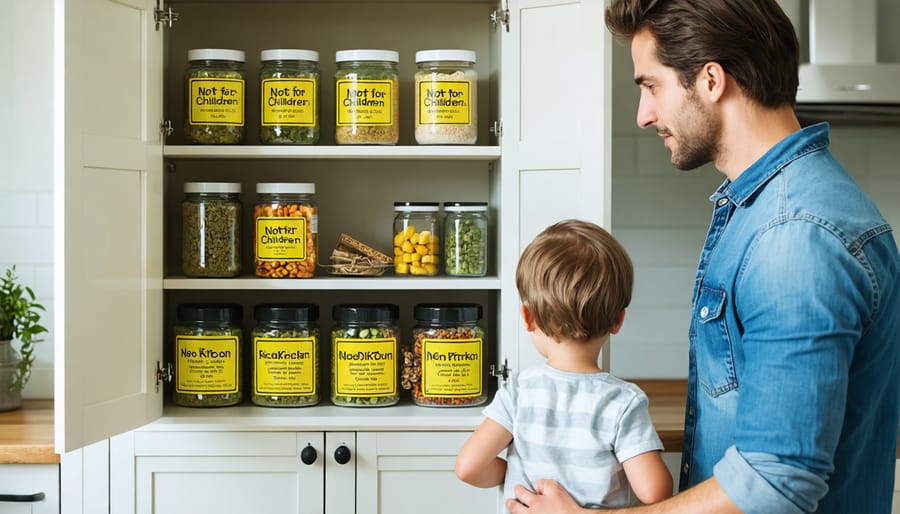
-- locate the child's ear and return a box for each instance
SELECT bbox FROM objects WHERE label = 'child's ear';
[520,305,537,332]
[610,309,626,335]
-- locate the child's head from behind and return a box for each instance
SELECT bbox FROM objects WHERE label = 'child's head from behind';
[516,220,633,343]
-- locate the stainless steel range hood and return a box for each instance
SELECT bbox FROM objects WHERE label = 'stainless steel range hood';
[785,0,900,124]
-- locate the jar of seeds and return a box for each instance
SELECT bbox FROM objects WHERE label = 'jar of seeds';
[185,48,246,144]
[251,303,320,407]
[443,201,488,277]
[414,49,477,144]
[259,49,320,144]
[182,182,242,277]
[334,49,399,145]
[403,303,487,407]
[331,304,400,407]
[173,303,243,407]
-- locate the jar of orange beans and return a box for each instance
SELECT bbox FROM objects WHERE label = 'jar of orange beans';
[401,303,487,407]
[254,183,318,278]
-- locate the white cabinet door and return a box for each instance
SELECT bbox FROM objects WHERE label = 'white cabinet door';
[0,464,60,514]
[56,0,164,453]
[355,432,500,514]
[132,432,324,514]
[501,0,612,375]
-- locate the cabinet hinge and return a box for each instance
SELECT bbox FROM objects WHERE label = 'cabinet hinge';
[155,361,173,392]
[490,359,511,383]
[160,119,174,137]
[489,120,503,140]
[490,7,510,32]
[154,3,179,30]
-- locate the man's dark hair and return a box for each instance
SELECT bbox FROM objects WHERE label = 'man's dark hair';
[605,0,799,108]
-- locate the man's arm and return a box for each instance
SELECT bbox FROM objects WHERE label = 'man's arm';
[506,476,741,514]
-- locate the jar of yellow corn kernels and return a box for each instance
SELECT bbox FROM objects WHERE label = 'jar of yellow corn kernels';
[392,202,440,276]
[254,183,318,278]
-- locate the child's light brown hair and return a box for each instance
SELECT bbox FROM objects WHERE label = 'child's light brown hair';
[515,219,633,342]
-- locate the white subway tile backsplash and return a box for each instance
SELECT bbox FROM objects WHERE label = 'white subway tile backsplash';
[0,191,40,227]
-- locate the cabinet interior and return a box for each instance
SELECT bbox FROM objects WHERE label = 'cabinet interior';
[160,1,505,415]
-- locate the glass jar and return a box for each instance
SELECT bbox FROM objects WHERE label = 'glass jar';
[182,182,242,277]
[185,48,246,144]
[392,202,440,276]
[403,303,487,407]
[259,49,320,145]
[443,201,488,277]
[331,304,400,407]
[173,303,243,407]
[251,303,320,407]
[254,183,318,278]
[334,49,400,145]
[414,49,477,145]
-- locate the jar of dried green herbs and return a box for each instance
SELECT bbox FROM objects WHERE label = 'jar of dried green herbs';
[182,182,241,277]
[185,48,246,144]
[252,303,320,407]
[259,49,320,145]
[173,303,243,407]
[334,49,399,145]
[443,201,488,277]
[331,304,400,407]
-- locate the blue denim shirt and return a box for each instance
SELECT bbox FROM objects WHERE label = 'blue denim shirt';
[680,123,900,514]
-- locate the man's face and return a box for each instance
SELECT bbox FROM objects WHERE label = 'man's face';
[631,30,721,171]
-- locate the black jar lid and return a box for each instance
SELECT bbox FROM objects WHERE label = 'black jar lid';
[332,303,399,323]
[414,303,483,323]
[254,303,319,323]
[177,303,243,323]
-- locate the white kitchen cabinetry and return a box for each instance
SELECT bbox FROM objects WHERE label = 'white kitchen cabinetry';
[57,0,610,511]
[0,464,59,514]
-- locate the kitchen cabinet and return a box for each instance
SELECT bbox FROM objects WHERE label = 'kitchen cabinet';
[57,0,610,511]
[0,464,59,514]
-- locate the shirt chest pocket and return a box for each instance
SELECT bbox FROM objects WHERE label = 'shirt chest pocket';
[694,287,738,397]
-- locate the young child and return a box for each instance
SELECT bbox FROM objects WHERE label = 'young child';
[455,219,672,509]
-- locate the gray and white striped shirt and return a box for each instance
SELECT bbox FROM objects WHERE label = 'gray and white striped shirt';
[484,364,663,509]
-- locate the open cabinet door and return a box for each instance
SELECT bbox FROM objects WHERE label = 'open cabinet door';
[54,0,164,453]
[500,0,611,374]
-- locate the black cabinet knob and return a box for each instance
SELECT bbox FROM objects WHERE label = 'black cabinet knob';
[300,444,317,465]
[334,444,351,464]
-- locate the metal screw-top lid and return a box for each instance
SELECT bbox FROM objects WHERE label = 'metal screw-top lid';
[414,303,483,323]
[177,303,243,323]
[332,304,399,323]
[254,303,319,323]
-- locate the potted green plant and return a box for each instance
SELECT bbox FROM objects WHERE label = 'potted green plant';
[0,266,48,411]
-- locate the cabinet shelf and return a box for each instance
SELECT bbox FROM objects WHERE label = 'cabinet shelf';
[163,276,501,290]
[163,145,501,161]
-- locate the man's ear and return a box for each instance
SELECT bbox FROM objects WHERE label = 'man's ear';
[610,309,626,335]
[698,61,727,103]
[520,304,537,332]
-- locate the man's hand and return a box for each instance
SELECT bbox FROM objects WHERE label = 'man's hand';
[505,480,586,514]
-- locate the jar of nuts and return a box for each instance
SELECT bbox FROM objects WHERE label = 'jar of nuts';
[402,303,487,407]
[254,183,318,278]
[331,304,400,407]
[393,201,440,276]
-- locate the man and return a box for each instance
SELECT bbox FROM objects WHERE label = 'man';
[506,0,900,513]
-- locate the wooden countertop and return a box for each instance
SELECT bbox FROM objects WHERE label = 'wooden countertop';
[634,380,688,453]
[0,399,58,464]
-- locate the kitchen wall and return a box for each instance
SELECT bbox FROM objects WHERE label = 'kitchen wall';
[608,39,900,379]
[0,0,55,398]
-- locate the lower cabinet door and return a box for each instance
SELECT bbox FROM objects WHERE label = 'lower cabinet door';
[0,464,60,514]
[133,432,324,514]
[354,432,500,514]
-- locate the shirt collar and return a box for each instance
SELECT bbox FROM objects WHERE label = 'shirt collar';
[710,122,831,207]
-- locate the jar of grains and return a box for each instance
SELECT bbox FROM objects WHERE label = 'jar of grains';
[414,49,477,144]
[181,182,242,277]
[443,201,488,277]
[259,49,320,144]
[402,303,487,407]
[254,183,318,278]
[331,304,400,407]
[173,303,243,407]
[251,303,320,407]
[392,201,440,276]
[334,49,400,145]
[185,48,246,144]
